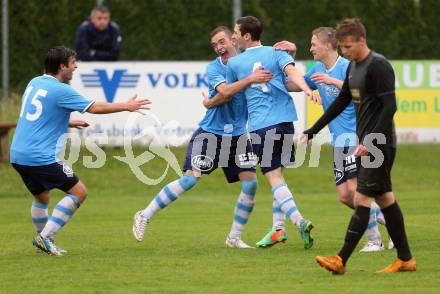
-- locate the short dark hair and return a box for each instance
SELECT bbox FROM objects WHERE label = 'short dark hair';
[91,5,110,17]
[335,18,367,41]
[236,16,262,41]
[210,26,232,41]
[312,27,338,49]
[44,46,76,74]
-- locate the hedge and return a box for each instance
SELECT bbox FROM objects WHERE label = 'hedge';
[1,0,439,91]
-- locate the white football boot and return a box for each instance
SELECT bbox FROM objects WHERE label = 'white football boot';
[32,234,63,256]
[225,236,254,249]
[36,237,67,254]
[133,211,150,241]
[359,240,385,253]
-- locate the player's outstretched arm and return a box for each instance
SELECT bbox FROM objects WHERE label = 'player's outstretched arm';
[284,64,322,104]
[69,119,90,129]
[202,91,228,108]
[217,67,272,98]
[87,94,151,114]
[203,68,273,108]
[284,78,303,92]
[302,78,352,141]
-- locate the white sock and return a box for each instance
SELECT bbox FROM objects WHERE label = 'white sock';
[272,183,303,228]
[272,197,286,231]
[141,175,197,219]
[365,204,382,243]
[31,201,48,234]
[40,195,80,238]
[229,179,257,239]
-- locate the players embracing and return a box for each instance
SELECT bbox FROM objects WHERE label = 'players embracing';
[133,26,273,248]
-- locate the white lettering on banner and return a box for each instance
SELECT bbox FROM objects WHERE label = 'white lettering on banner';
[76,122,196,146]
[402,63,423,88]
[430,65,440,87]
[395,62,440,88]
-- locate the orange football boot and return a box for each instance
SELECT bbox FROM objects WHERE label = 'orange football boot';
[377,258,417,273]
[315,255,345,275]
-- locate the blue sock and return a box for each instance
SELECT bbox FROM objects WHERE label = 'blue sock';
[272,183,303,228]
[228,179,257,239]
[31,201,48,234]
[141,175,198,219]
[40,194,80,238]
[272,197,286,231]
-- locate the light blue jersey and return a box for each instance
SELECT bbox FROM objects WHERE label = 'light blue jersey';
[226,46,297,132]
[199,57,247,136]
[304,56,357,147]
[10,75,94,166]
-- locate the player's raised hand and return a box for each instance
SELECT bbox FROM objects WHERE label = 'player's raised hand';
[273,40,297,57]
[69,119,90,129]
[354,144,369,157]
[126,94,152,112]
[250,66,273,83]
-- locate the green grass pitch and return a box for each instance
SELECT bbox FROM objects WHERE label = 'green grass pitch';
[1,144,439,293]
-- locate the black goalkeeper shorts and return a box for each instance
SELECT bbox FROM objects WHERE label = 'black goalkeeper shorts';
[356,145,396,197]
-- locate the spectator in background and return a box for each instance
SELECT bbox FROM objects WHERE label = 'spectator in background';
[75,5,121,61]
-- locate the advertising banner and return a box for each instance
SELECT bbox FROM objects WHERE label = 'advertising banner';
[306,60,440,143]
[70,61,306,146]
[71,61,440,146]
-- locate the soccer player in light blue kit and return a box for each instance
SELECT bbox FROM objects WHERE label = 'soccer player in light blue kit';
[10,46,150,255]
[226,16,320,249]
[274,28,391,252]
[132,26,273,248]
